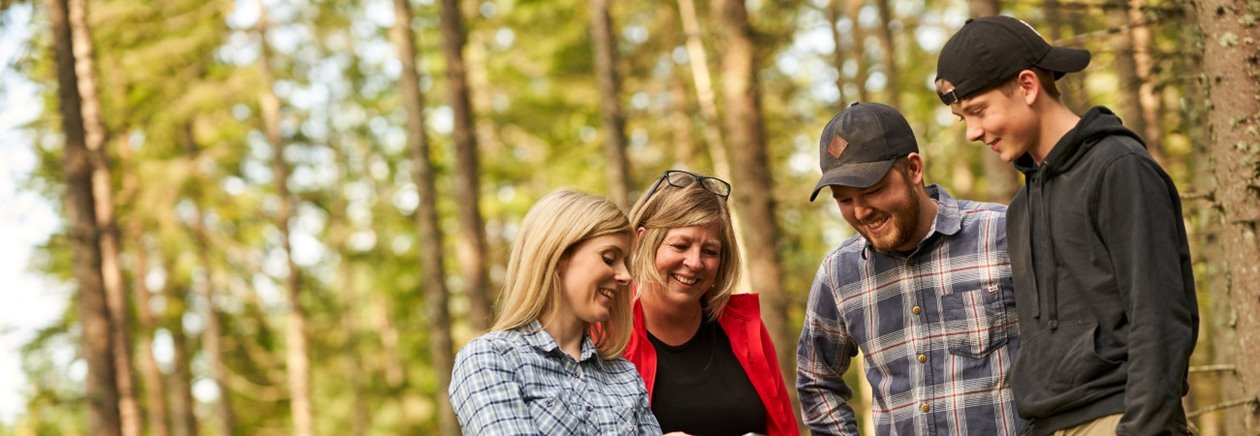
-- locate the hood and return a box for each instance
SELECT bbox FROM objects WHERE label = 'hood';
[1013,107,1144,177]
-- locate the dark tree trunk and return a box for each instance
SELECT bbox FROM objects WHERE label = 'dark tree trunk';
[46,0,121,433]
[873,0,899,109]
[438,0,493,332]
[710,0,798,425]
[392,0,457,434]
[589,0,632,209]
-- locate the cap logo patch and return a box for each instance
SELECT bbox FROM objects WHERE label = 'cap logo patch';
[827,134,848,159]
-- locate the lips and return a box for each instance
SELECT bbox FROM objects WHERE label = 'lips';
[671,274,699,286]
[598,288,616,300]
[862,214,890,235]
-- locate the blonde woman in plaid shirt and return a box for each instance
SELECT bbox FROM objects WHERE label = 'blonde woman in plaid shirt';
[449,190,661,435]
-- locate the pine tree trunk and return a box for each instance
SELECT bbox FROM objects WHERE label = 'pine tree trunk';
[589,0,632,209]
[827,0,848,105]
[1191,0,1260,431]
[257,3,313,434]
[183,125,235,436]
[677,0,731,179]
[845,0,870,102]
[162,258,199,436]
[873,0,899,110]
[119,137,171,436]
[392,0,457,433]
[438,0,493,333]
[65,1,142,434]
[47,0,121,433]
[710,0,798,425]
[1126,0,1165,163]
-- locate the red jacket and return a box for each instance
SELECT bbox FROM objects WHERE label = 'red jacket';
[624,293,799,436]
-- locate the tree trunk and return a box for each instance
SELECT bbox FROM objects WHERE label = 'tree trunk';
[589,0,632,209]
[845,0,870,102]
[1192,0,1260,431]
[826,0,848,105]
[677,0,728,177]
[873,0,899,110]
[162,258,199,436]
[438,0,493,333]
[710,0,797,422]
[257,3,313,435]
[46,0,121,433]
[1127,0,1165,164]
[183,125,235,436]
[65,1,142,434]
[119,139,171,436]
[392,0,457,434]
[1109,0,1149,146]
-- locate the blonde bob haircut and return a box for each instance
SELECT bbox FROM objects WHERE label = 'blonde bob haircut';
[628,178,741,321]
[492,190,634,359]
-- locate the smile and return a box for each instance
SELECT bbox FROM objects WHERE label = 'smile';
[598,288,615,300]
[671,274,699,286]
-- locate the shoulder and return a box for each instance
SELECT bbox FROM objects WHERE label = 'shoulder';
[455,330,525,367]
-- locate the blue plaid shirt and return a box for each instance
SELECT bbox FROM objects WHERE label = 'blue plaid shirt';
[449,321,661,435]
[797,185,1024,435]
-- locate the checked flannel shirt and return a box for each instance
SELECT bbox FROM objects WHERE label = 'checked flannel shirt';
[797,185,1025,435]
[449,320,661,435]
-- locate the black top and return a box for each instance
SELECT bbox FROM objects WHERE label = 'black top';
[1007,107,1197,435]
[648,317,766,436]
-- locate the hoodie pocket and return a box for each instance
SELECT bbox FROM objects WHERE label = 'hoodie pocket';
[1010,322,1124,416]
[941,284,1010,358]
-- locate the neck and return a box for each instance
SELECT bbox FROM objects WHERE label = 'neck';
[1031,100,1080,165]
[540,311,586,360]
[914,188,939,245]
[639,286,703,346]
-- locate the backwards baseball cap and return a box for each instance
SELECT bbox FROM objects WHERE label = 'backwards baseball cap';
[935,15,1090,105]
[809,102,917,202]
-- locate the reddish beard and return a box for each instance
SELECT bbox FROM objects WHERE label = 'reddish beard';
[858,182,922,253]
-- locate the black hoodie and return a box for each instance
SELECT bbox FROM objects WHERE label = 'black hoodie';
[1006,107,1198,435]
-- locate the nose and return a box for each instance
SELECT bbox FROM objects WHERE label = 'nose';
[966,122,984,143]
[614,259,631,285]
[682,247,705,270]
[850,197,874,221]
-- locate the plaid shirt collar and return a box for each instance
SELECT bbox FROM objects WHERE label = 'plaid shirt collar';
[520,320,599,363]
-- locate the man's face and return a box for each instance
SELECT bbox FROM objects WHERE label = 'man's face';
[950,83,1038,163]
[830,165,923,253]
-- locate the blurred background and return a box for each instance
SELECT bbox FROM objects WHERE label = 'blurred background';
[1,0,1257,434]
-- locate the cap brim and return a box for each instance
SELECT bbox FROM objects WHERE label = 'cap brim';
[1037,46,1090,75]
[809,159,897,202]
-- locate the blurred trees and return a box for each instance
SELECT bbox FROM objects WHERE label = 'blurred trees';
[4,0,1259,434]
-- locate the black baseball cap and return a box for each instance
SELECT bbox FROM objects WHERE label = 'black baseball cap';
[935,15,1090,105]
[809,102,918,202]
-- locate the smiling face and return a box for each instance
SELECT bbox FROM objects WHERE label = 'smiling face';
[831,160,927,253]
[647,225,722,305]
[950,75,1041,163]
[555,233,632,325]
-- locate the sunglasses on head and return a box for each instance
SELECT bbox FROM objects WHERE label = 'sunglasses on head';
[643,170,731,202]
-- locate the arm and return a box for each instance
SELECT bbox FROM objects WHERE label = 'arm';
[796,268,861,436]
[448,337,539,435]
[1096,155,1197,435]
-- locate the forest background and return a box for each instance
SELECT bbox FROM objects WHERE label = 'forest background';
[1,0,1258,434]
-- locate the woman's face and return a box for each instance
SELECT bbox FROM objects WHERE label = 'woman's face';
[556,233,632,324]
[651,225,722,304]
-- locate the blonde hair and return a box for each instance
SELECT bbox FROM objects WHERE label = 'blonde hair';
[492,190,634,359]
[628,177,741,321]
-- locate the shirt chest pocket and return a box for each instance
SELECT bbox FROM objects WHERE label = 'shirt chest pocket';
[940,284,1011,358]
[527,391,593,434]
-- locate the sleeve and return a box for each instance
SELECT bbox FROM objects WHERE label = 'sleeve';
[795,264,862,435]
[448,337,540,435]
[634,382,663,434]
[1095,154,1198,435]
[755,315,801,436]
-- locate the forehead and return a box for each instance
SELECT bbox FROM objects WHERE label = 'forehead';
[662,225,722,244]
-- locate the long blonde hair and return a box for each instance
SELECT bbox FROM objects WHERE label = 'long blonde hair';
[492,190,634,359]
[628,176,741,321]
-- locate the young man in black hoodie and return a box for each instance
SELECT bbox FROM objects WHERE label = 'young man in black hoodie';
[933,15,1199,436]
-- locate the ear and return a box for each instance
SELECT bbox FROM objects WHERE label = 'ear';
[1016,69,1040,105]
[905,152,927,185]
[635,226,646,243]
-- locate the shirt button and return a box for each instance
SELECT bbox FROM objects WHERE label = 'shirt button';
[906,258,916,267]
[918,354,927,363]
[921,403,931,413]
[911,305,922,315]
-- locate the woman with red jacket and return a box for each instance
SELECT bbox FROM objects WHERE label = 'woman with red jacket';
[623,170,798,436]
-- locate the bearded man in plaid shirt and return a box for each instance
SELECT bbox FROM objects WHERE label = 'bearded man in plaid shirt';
[797,102,1024,435]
